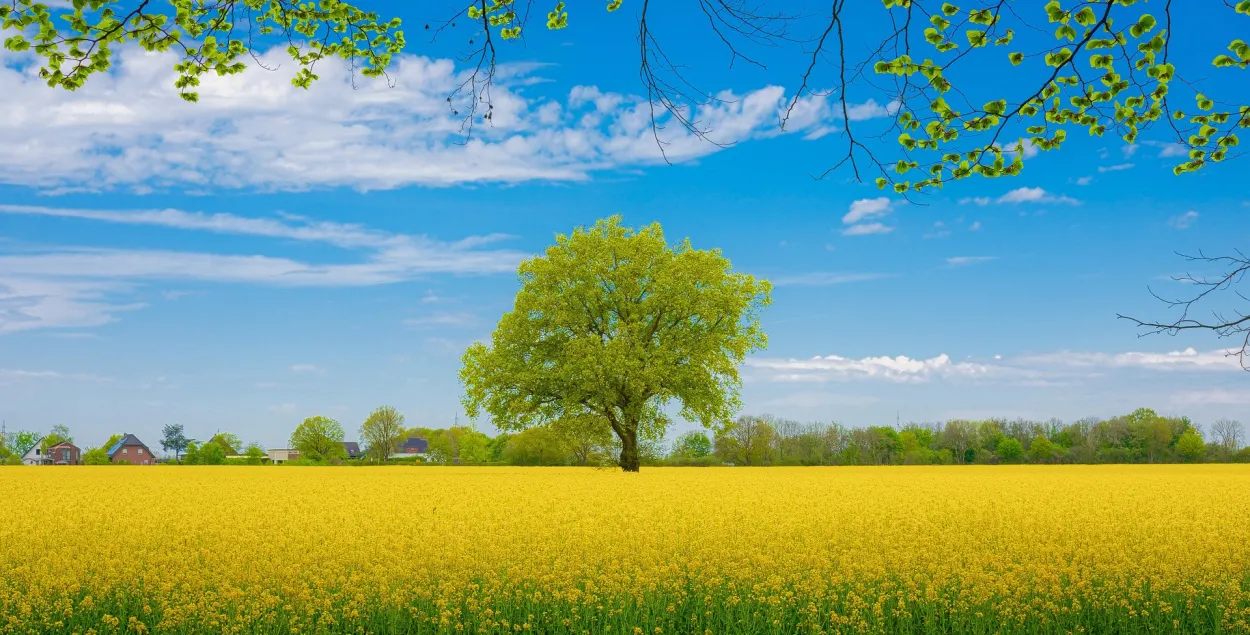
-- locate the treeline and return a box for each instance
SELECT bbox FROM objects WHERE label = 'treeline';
[398,408,1250,467]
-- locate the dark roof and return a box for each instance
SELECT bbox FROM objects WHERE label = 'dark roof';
[401,437,428,453]
[343,442,361,457]
[107,433,150,458]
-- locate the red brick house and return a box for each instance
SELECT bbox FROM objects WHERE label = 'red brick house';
[107,434,155,465]
[47,441,81,465]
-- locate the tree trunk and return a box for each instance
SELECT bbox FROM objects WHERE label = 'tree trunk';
[618,426,641,472]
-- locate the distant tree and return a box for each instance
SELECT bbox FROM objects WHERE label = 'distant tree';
[160,424,190,461]
[997,438,1024,463]
[502,427,569,466]
[899,431,934,465]
[82,447,110,465]
[461,216,771,472]
[1210,419,1245,454]
[40,424,73,451]
[244,444,266,465]
[101,433,124,453]
[207,433,242,455]
[0,444,10,460]
[716,415,776,466]
[672,431,713,459]
[1176,431,1208,462]
[360,406,407,463]
[486,433,511,463]
[1028,436,1060,464]
[6,430,40,457]
[290,416,347,463]
[551,414,615,466]
[459,431,489,464]
[182,442,201,465]
[939,420,977,465]
[196,441,227,465]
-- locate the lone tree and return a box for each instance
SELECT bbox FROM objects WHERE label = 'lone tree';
[160,424,189,461]
[360,405,406,463]
[289,415,347,462]
[461,216,771,472]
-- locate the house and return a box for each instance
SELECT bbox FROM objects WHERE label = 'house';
[343,442,361,459]
[20,438,46,465]
[389,437,428,459]
[267,448,300,464]
[47,441,81,465]
[107,434,155,465]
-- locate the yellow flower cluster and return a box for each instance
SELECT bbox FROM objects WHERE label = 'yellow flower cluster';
[2,465,1249,634]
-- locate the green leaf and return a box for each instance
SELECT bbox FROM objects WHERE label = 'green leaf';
[1009,51,1024,65]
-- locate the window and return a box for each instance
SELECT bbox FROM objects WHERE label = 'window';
[123,448,128,455]
[138,448,144,455]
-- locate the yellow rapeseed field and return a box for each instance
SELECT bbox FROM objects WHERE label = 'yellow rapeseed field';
[2,466,1249,634]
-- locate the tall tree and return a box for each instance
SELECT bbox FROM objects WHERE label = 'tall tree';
[1210,418,1245,454]
[461,216,770,472]
[290,416,347,462]
[40,424,73,451]
[208,432,243,455]
[161,424,190,461]
[5,430,40,457]
[360,406,407,463]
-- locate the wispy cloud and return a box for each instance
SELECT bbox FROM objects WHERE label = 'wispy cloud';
[0,205,528,332]
[946,256,997,266]
[747,354,993,383]
[403,312,478,327]
[1071,176,1094,186]
[1097,163,1135,173]
[0,367,111,382]
[770,272,893,287]
[289,364,325,374]
[1168,211,1199,230]
[1142,140,1188,158]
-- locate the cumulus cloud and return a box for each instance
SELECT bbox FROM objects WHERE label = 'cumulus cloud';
[995,187,1081,205]
[840,198,894,235]
[0,47,887,192]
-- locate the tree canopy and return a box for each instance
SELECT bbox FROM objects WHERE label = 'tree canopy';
[161,424,190,460]
[360,405,406,463]
[461,216,770,471]
[289,415,346,462]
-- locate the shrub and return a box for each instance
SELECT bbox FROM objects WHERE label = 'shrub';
[997,438,1024,462]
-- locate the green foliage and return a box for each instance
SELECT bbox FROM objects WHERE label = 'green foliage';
[1028,435,1060,463]
[160,424,189,460]
[671,430,713,459]
[82,447,110,465]
[197,441,227,465]
[462,216,770,471]
[102,433,124,452]
[2,455,21,466]
[4,430,40,457]
[501,426,568,466]
[244,444,266,465]
[290,416,347,463]
[360,405,406,463]
[1176,431,1207,462]
[40,424,73,451]
[207,433,240,455]
[997,437,1024,462]
[0,0,404,101]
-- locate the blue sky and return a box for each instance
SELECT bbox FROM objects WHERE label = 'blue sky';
[1,2,1249,450]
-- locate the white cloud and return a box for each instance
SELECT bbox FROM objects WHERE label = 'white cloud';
[289,364,324,374]
[1122,144,1139,158]
[841,222,893,236]
[1097,163,1135,173]
[959,197,992,206]
[748,346,1245,386]
[1016,347,1239,371]
[770,272,892,287]
[996,187,1081,205]
[403,312,477,327]
[1171,388,1250,405]
[747,353,992,383]
[842,198,892,224]
[946,256,997,266]
[1071,176,1094,186]
[1168,211,1199,230]
[0,47,882,192]
[968,221,982,231]
[0,367,110,382]
[1142,140,1188,158]
[839,198,896,236]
